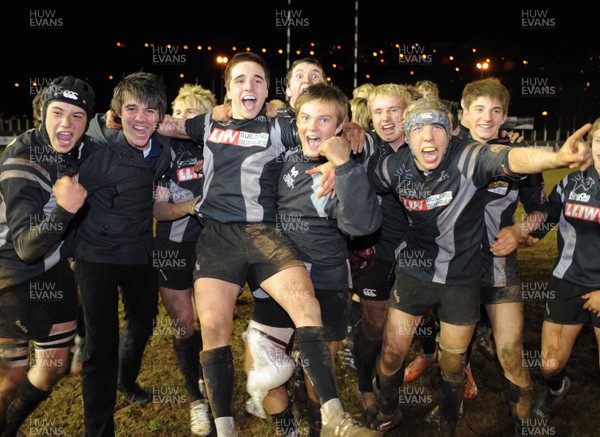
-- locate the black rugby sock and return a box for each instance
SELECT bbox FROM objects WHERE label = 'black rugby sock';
[199,346,234,418]
[438,373,467,436]
[295,326,338,404]
[3,376,50,436]
[173,330,202,401]
[543,368,567,392]
[377,361,405,416]
[353,325,381,392]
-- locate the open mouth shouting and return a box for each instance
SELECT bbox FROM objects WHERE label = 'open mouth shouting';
[54,130,76,151]
[421,146,438,164]
[242,95,257,111]
[303,134,321,157]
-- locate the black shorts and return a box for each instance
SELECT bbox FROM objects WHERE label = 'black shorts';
[388,268,480,326]
[544,277,600,328]
[0,260,78,340]
[154,238,196,290]
[481,284,522,305]
[252,288,350,342]
[353,259,395,301]
[193,220,304,289]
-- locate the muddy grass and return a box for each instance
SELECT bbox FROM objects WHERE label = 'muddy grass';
[27,168,600,436]
[27,291,600,437]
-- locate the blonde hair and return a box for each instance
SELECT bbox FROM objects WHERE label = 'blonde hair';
[32,88,46,127]
[368,83,413,110]
[587,117,600,146]
[415,80,439,98]
[350,97,372,131]
[352,83,375,99]
[269,99,288,110]
[172,84,217,113]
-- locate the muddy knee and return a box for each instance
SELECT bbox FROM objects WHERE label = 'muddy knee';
[498,341,523,374]
[438,344,466,377]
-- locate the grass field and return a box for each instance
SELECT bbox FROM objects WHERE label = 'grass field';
[10,165,600,436]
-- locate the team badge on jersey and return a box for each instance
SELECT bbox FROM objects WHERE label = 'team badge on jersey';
[572,173,594,192]
[282,165,299,188]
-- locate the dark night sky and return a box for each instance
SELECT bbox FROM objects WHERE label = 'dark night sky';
[2,4,598,132]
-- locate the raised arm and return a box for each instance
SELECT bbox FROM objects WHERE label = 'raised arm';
[507,124,592,174]
[319,136,382,236]
[3,175,85,263]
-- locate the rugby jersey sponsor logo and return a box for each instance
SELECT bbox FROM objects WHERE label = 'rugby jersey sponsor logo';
[176,166,203,182]
[208,128,269,147]
[400,191,453,211]
[568,191,590,202]
[564,202,600,222]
